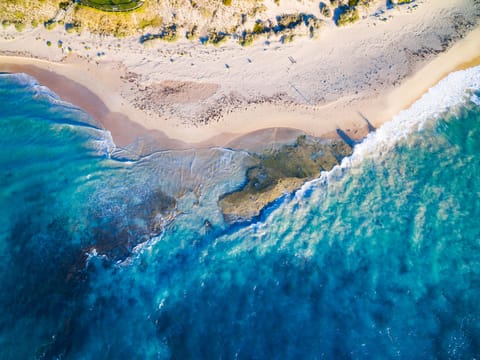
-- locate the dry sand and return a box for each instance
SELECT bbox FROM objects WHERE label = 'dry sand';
[1,0,479,150]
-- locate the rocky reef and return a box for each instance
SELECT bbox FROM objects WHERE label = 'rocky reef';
[219,133,356,222]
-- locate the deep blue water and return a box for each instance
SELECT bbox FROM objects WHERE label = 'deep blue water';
[1,67,480,359]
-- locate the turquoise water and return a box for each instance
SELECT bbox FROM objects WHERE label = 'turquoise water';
[1,68,480,359]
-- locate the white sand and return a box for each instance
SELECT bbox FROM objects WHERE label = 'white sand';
[1,0,479,149]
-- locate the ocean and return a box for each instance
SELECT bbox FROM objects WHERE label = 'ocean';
[0,66,479,359]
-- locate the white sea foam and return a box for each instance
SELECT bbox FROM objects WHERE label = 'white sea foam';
[90,132,116,158]
[7,72,62,102]
[5,72,116,157]
[347,65,480,167]
[295,65,480,199]
[471,94,480,106]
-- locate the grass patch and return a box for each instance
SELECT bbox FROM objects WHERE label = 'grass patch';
[78,0,143,12]
[71,3,147,36]
[138,16,162,30]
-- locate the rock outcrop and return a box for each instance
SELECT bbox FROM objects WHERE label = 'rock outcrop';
[219,134,355,222]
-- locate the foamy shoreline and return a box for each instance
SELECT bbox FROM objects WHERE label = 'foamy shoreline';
[0,0,479,150]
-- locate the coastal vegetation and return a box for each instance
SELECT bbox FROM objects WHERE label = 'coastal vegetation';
[78,0,143,12]
[0,0,412,44]
[336,5,360,26]
[392,0,413,4]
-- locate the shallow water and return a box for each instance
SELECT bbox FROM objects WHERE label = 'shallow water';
[1,67,480,359]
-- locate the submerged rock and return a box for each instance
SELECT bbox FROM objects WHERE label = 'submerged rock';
[89,188,177,261]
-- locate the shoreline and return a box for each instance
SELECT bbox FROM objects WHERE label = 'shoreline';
[1,0,479,151]
[0,60,187,149]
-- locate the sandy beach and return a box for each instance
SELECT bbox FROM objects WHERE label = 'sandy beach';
[1,0,479,150]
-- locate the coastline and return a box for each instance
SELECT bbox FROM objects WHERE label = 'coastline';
[1,0,479,150]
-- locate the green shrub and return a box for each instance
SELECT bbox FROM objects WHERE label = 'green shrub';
[160,24,178,42]
[239,32,254,46]
[185,25,198,40]
[281,33,295,43]
[253,22,265,34]
[59,1,70,10]
[44,20,57,30]
[276,13,303,29]
[336,6,359,26]
[65,21,82,33]
[319,2,332,17]
[14,21,26,32]
[204,31,228,46]
[387,0,412,5]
